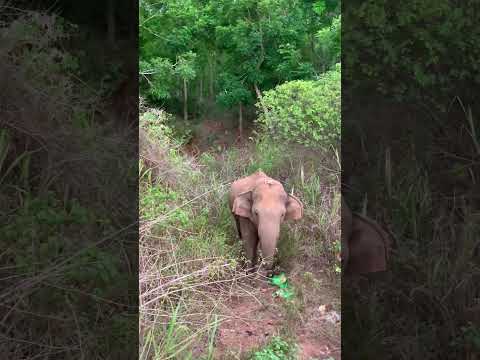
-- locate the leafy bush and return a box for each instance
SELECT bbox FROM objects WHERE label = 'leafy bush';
[256,63,340,148]
[140,108,175,143]
[140,57,175,101]
[250,336,297,360]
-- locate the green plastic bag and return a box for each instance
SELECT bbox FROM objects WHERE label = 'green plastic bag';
[268,272,294,300]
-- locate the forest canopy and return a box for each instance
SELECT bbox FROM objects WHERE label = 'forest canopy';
[139,0,340,136]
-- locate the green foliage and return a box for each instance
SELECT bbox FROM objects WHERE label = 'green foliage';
[176,51,197,81]
[6,13,79,77]
[139,112,244,358]
[275,43,316,81]
[66,246,121,290]
[143,303,194,359]
[140,57,175,101]
[139,51,198,103]
[141,108,195,149]
[313,0,327,16]
[140,186,185,223]
[344,0,480,105]
[140,109,175,141]
[316,15,341,71]
[140,0,340,116]
[216,73,252,109]
[1,190,126,297]
[250,336,297,360]
[257,63,340,147]
[3,193,94,267]
[0,129,35,189]
[462,323,480,352]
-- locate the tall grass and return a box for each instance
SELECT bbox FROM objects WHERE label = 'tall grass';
[342,102,480,359]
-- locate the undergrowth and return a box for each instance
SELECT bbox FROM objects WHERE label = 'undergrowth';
[249,336,297,360]
[0,10,137,358]
[342,99,480,359]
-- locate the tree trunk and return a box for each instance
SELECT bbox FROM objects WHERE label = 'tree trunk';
[106,0,116,47]
[254,83,262,100]
[254,83,271,123]
[209,55,214,99]
[238,102,243,139]
[310,34,316,68]
[254,83,267,112]
[199,76,203,103]
[183,78,188,121]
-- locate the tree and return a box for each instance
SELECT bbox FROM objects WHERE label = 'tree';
[217,73,252,137]
[175,51,197,121]
[316,14,341,71]
[139,0,341,122]
[139,57,175,102]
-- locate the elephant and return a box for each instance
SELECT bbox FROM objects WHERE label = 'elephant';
[341,197,393,274]
[229,171,303,272]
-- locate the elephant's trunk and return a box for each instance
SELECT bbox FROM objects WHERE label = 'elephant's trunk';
[258,221,281,269]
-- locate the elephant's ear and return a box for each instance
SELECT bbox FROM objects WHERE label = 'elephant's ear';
[285,194,303,220]
[232,191,253,218]
[347,217,389,274]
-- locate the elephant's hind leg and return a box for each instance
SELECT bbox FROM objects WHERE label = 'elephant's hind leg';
[238,217,259,270]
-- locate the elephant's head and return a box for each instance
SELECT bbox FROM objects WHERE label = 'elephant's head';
[232,179,303,268]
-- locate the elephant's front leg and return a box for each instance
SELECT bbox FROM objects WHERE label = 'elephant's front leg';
[238,217,259,270]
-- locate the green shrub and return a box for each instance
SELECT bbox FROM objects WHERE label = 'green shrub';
[249,336,297,360]
[140,186,186,223]
[140,108,175,143]
[256,64,340,148]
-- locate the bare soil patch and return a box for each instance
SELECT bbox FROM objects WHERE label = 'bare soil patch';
[184,119,254,157]
[214,260,341,360]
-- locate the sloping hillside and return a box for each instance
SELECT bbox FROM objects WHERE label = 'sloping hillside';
[139,109,341,359]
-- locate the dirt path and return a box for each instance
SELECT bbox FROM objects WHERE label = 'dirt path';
[214,259,341,359]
